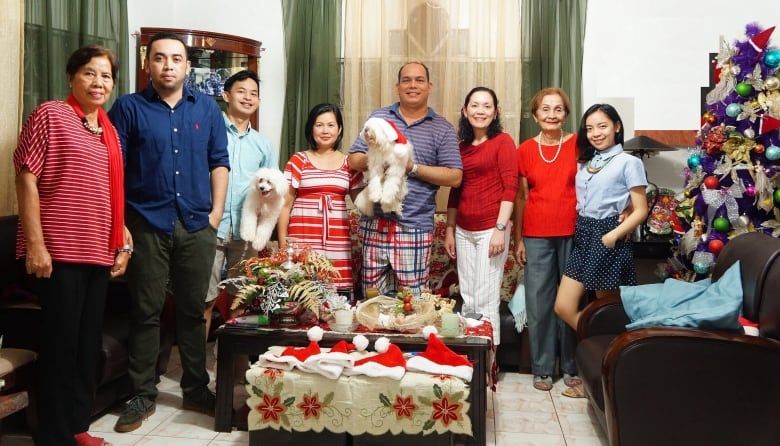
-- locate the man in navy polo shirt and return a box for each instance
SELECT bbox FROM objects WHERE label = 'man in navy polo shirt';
[108,31,229,432]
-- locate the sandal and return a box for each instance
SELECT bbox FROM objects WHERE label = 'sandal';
[532,375,553,391]
[561,384,586,398]
[563,373,583,387]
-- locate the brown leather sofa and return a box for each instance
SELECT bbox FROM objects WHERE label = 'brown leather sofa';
[0,215,175,429]
[575,231,780,446]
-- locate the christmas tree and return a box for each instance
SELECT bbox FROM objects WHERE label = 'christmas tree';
[670,23,780,280]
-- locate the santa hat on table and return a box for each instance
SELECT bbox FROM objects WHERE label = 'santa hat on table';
[342,337,407,380]
[406,326,474,382]
[256,326,324,371]
[299,334,369,379]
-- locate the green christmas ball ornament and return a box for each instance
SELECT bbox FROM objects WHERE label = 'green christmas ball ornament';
[774,188,780,204]
[735,82,753,97]
[712,216,730,232]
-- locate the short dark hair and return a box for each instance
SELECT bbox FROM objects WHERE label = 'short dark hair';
[304,103,344,150]
[577,103,625,162]
[397,61,430,83]
[458,86,503,143]
[66,44,119,80]
[224,69,260,92]
[146,31,188,60]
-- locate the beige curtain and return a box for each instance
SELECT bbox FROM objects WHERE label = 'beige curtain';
[342,0,522,149]
[0,0,24,216]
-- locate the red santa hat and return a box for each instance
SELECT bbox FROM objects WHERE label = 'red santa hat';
[364,117,408,144]
[256,326,324,371]
[343,337,407,380]
[759,114,780,136]
[299,334,369,379]
[406,328,474,382]
[749,26,775,52]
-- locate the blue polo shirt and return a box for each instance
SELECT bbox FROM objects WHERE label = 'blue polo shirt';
[349,103,461,232]
[575,144,647,219]
[108,85,230,235]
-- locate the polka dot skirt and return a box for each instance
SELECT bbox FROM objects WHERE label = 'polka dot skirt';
[564,215,637,290]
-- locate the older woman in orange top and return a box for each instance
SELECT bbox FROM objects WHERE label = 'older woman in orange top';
[513,87,580,393]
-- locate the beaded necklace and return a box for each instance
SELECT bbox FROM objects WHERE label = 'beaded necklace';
[586,154,618,174]
[537,131,563,163]
[81,117,103,135]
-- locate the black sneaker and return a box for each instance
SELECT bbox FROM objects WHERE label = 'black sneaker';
[182,387,216,416]
[114,395,155,432]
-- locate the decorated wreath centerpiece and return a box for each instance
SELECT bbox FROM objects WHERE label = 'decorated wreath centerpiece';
[221,245,340,323]
[355,287,438,332]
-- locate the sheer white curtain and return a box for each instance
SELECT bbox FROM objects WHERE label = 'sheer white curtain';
[342,0,522,149]
[0,0,24,215]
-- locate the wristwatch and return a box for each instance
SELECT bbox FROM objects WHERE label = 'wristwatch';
[409,163,419,178]
[495,223,507,231]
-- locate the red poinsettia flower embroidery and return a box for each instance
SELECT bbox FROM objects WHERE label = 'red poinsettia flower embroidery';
[263,368,283,381]
[256,394,286,423]
[431,394,462,426]
[392,395,418,420]
[298,393,323,419]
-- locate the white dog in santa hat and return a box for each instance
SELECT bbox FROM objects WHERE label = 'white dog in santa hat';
[354,117,414,216]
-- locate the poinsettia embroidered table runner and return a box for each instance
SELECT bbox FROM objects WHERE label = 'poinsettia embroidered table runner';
[246,364,471,436]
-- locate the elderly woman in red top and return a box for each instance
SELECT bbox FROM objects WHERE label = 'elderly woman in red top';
[14,44,130,446]
[444,87,518,344]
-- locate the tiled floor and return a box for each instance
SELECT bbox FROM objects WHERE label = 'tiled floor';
[1,345,608,446]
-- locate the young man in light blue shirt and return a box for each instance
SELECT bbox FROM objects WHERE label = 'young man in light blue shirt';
[204,69,277,336]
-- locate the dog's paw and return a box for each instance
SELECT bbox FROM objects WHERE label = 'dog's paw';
[354,190,375,216]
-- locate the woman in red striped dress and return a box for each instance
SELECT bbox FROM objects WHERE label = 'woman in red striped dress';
[278,103,361,290]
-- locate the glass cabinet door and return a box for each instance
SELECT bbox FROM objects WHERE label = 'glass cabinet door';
[137,28,263,128]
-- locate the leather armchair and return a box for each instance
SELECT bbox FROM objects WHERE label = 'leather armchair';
[575,232,780,446]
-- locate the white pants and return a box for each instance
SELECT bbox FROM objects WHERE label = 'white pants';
[455,226,509,344]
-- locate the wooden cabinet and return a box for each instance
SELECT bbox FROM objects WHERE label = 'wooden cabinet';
[136,27,263,128]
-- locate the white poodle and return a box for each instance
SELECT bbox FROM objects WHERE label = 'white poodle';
[354,117,414,216]
[240,167,289,251]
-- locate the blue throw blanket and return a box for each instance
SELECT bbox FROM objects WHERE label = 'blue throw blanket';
[620,261,743,331]
[508,284,526,333]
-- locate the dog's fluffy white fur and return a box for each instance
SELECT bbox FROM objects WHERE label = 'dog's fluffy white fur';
[354,117,414,216]
[240,167,289,251]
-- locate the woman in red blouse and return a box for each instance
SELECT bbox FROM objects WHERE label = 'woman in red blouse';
[445,87,518,344]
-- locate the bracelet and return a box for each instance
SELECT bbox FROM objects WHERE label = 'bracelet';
[117,245,133,256]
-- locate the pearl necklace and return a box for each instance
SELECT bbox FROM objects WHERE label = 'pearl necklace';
[82,117,103,135]
[537,131,563,163]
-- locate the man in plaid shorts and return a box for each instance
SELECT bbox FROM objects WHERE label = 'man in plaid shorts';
[348,62,462,296]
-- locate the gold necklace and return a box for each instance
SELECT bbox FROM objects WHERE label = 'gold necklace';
[586,154,618,174]
[81,117,103,135]
[537,131,563,163]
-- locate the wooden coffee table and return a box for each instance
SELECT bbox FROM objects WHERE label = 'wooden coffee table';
[214,325,491,446]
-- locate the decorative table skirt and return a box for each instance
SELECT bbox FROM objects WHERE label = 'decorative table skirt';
[246,366,472,437]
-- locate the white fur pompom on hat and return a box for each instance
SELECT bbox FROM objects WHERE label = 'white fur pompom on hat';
[352,334,369,352]
[422,325,438,339]
[308,325,324,342]
[374,336,390,353]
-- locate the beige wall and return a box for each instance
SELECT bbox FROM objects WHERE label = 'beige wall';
[0,0,23,217]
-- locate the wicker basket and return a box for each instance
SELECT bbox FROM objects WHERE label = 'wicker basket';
[355,295,437,333]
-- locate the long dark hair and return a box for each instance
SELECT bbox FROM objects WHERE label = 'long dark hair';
[304,103,344,150]
[577,103,624,162]
[457,86,503,144]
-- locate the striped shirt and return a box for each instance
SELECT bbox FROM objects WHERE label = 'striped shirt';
[13,101,117,266]
[349,103,462,232]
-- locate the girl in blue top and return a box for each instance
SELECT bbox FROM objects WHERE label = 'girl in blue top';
[554,104,648,331]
